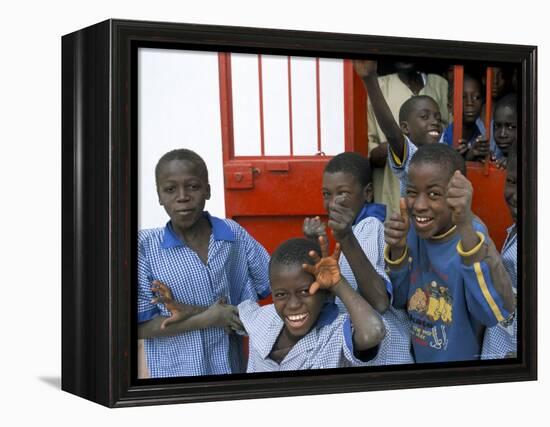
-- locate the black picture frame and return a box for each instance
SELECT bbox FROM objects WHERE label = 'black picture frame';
[61,18,537,408]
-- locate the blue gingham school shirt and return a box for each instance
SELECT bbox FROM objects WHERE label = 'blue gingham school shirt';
[239,300,393,372]
[137,212,271,378]
[335,207,414,365]
[481,225,518,359]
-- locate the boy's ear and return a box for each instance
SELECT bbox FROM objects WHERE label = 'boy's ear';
[206,183,211,200]
[156,187,163,205]
[400,120,410,135]
[363,182,374,204]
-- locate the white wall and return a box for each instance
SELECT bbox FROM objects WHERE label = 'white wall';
[138,48,226,228]
[2,0,548,426]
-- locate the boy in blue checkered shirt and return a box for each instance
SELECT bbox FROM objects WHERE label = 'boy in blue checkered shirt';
[155,237,388,371]
[137,149,270,378]
[482,145,518,359]
[303,152,413,365]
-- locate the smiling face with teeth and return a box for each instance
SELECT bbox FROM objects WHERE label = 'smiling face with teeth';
[400,97,443,147]
[271,263,327,341]
[406,162,455,239]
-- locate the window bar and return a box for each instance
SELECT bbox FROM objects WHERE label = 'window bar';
[484,67,493,175]
[287,56,294,156]
[452,64,464,149]
[315,57,322,154]
[258,54,265,156]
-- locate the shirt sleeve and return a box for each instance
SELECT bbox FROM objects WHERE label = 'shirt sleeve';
[387,259,411,311]
[388,136,417,197]
[137,232,160,323]
[240,226,271,299]
[481,316,517,359]
[354,219,393,299]
[341,315,379,366]
[462,223,514,327]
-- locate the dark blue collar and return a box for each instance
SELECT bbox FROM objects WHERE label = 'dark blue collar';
[315,301,339,328]
[354,202,386,225]
[161,211,235,249]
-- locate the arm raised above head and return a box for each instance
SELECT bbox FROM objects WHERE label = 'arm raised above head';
[353,60,406,160]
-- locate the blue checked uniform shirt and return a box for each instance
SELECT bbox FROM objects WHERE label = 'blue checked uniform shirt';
[482,225,517,359]
[138,213,270,378]
[335,204,413,365]
[238,300,392,372]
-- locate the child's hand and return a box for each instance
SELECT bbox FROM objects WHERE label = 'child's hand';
[353,60,377,78]
[455,139,469,156]
[327,194,355,241]
[302,235,342,295]
[495,157,508,169]
[384,198,409,251]
[205,298,244,334]
[446,170,474,228]
[469,136,490,160]
[303,216,327,240]
[151,280,186,329]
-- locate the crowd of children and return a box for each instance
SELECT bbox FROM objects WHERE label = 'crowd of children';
[137,58,519,378]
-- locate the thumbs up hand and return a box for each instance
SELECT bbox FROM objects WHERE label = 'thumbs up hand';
[384,198,410,257]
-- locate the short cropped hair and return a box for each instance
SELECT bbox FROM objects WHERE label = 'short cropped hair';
[494,93,518,115]
[324,152,372,187]
[410,143,467,178]
[269,238,321,276]
[155,149,209,185]
[398,95,438,123]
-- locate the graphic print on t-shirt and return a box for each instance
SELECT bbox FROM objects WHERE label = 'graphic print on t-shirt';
[408,281,454,351]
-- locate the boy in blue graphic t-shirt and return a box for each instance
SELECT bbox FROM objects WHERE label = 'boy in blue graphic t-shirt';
[383,143,515,362]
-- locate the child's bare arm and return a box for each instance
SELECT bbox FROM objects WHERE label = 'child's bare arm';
[138,281,244,339]
[327,195,389,313]
[353,60,406,161]
[302,237,385,351]
[446,171,514,311]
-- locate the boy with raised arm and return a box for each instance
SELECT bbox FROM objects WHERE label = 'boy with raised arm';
[304,152,413,364]
[353,59,443,196]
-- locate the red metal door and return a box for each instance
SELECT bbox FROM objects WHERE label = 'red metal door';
[218,54,367,256]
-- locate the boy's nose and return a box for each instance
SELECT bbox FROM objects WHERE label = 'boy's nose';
[413,193,429,211]
[176,188,190,202]
[287,294,302,310]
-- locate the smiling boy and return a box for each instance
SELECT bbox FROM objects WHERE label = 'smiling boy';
[304,152,413,364]
[239,237,388,371]
[353,60,443,199]
[384,143,515,362]
[137,149,270,377]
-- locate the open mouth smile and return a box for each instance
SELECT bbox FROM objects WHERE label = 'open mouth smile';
[413,215,434,230]
[285,313,309,329]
